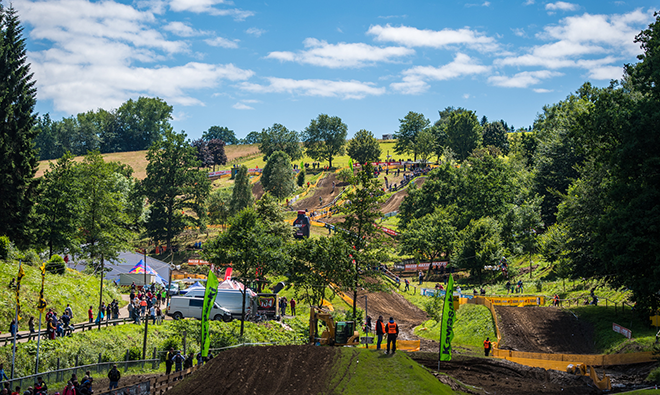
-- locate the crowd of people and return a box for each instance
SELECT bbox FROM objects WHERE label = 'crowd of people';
[126,283,165,325]
[0,371,95,395]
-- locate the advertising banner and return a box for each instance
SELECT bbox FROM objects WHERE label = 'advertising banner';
[487,296,544,306]
[439,275,455,361]
[613,323,632,339]
[257,293,278,317]
[200,270,219,357]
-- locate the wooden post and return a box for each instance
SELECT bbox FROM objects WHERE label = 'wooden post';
[125,349,129,372]
[153,347,158,369]
[98,353,102,374]
[56,358,60,381]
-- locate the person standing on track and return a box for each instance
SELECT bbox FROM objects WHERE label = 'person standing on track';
[375,316,385,350]
[384,317,399,355]
[484,337,492,356]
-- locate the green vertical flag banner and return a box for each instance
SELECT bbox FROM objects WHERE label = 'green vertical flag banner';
[348,158,353,172]
[37,262,47,313]
[439,275,455,361]
[201,269,219,358]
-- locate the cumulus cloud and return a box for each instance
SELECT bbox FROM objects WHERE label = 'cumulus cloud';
[167,0,253,19]
[488,70,563,88]
[546,2,578,12]
[266,38,414,68]
[246,27,266,37]
[163,21,209,37]
[238,77,385,99]
[233,102,254,110]
[496,10,652,79]
[534,88,553,93]
[16,0,253,113]
[367,24,498,52]
[205,36,239,48]
[391,53,490,94]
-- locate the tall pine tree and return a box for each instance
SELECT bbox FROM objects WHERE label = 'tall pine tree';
[0,6,38,247]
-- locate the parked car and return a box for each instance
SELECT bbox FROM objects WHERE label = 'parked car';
[183,288,257,320]
[167,296,232,322]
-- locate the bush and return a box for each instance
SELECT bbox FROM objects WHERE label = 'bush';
[46,254,66,275]
[128,346,142,361]
[23,250,42,266]
[424,294,444,322]
[337,168,354,184]
[297,168,306,188]
[0,236,12,260]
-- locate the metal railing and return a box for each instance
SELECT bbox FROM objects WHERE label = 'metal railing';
[5,349,161,389]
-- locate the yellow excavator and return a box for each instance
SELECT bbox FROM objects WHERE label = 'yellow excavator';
[309,306,360,346]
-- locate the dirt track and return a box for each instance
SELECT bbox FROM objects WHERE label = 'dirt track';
[167,345,337,395]
[293,173,344,211]
[495,306,595,354]
[412,354,597,395]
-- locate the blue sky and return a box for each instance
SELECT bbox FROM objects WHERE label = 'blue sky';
[16,0,659,140]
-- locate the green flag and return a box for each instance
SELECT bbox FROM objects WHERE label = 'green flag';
[201,270,219,358]
[348,158,353,171]
[439,275,455,361]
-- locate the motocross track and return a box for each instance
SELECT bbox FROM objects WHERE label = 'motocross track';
[293,173,344,211]
[495,306,596,354]
[166,345,338,395]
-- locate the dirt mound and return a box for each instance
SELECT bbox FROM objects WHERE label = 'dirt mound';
[252,180,264,200]
[495,306,595,354]
[412,354,597,395]
[167,345,338,395]
[293,173,342,211]
[380,177,426,214]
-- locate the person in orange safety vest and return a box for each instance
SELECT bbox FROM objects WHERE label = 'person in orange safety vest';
[384,317,399,355]
[484,337,492,356]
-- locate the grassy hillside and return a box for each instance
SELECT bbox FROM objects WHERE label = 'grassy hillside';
[36,144,261,179]
[328,347,457,395]
[0,260,123,325]
[36,141,401,180]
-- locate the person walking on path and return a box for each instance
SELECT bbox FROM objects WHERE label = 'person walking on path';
[404,278,409,292]
[28,316,35,341]
[375,316,385,350]
[107,365,120,390]
[418,271,424,285]
[385,317,399,355]
[87,306,93,323]
[484,337,492,357]
[289,299,296,316]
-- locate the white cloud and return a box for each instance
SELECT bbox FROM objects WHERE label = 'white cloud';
[246,27,266,37]
[205,36,239,48]
[524,0,534,4]
[266,38,414,68]
[512,28,526,37]
[238,78,385,99]
[163,21,208,37]
[167,0,253,20]
[391,53,490,94]
[367,24,498,52]
[495,10,652,78]
[16,0,253,113]
[488,70,563,88]
[546,2,578,12]
[463,93,471,99]
[233,102,254,110]
[534,88,553,93]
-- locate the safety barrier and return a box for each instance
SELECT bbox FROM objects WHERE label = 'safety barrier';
[469,294,650,391]
[396,340,421,352]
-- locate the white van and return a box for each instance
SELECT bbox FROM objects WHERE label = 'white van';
[184,289,257,320]
[167,296,233,322]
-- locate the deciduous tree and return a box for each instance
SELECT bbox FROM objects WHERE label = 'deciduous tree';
[394,111,430,160]
[302,114,347,168]
[203,126,238,145]
[259,123,302,161]
[347,129,381,164]
[230,165,253,214]
[261,151,295,200]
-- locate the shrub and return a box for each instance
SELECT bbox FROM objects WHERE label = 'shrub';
[424,294,444,322]
[297,168,306,188]
[46,254,66,275]
[23,250,42,266]
[337,168,354,184]
[0,236,12,260]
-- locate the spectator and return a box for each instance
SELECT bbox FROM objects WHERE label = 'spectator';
[165,349,174,375]
[87,306,93,323]
[62,382,75,395]
[28,316,35,341]
[289,299,296,316]
[173,351,185,372]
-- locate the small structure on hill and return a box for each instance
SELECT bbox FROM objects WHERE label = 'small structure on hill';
[293,210,311,239]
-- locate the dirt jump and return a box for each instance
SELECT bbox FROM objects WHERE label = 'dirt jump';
[495,306,595,354]
[166,345,338,395]
[413,354,597,395]
[293,173,344,211]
